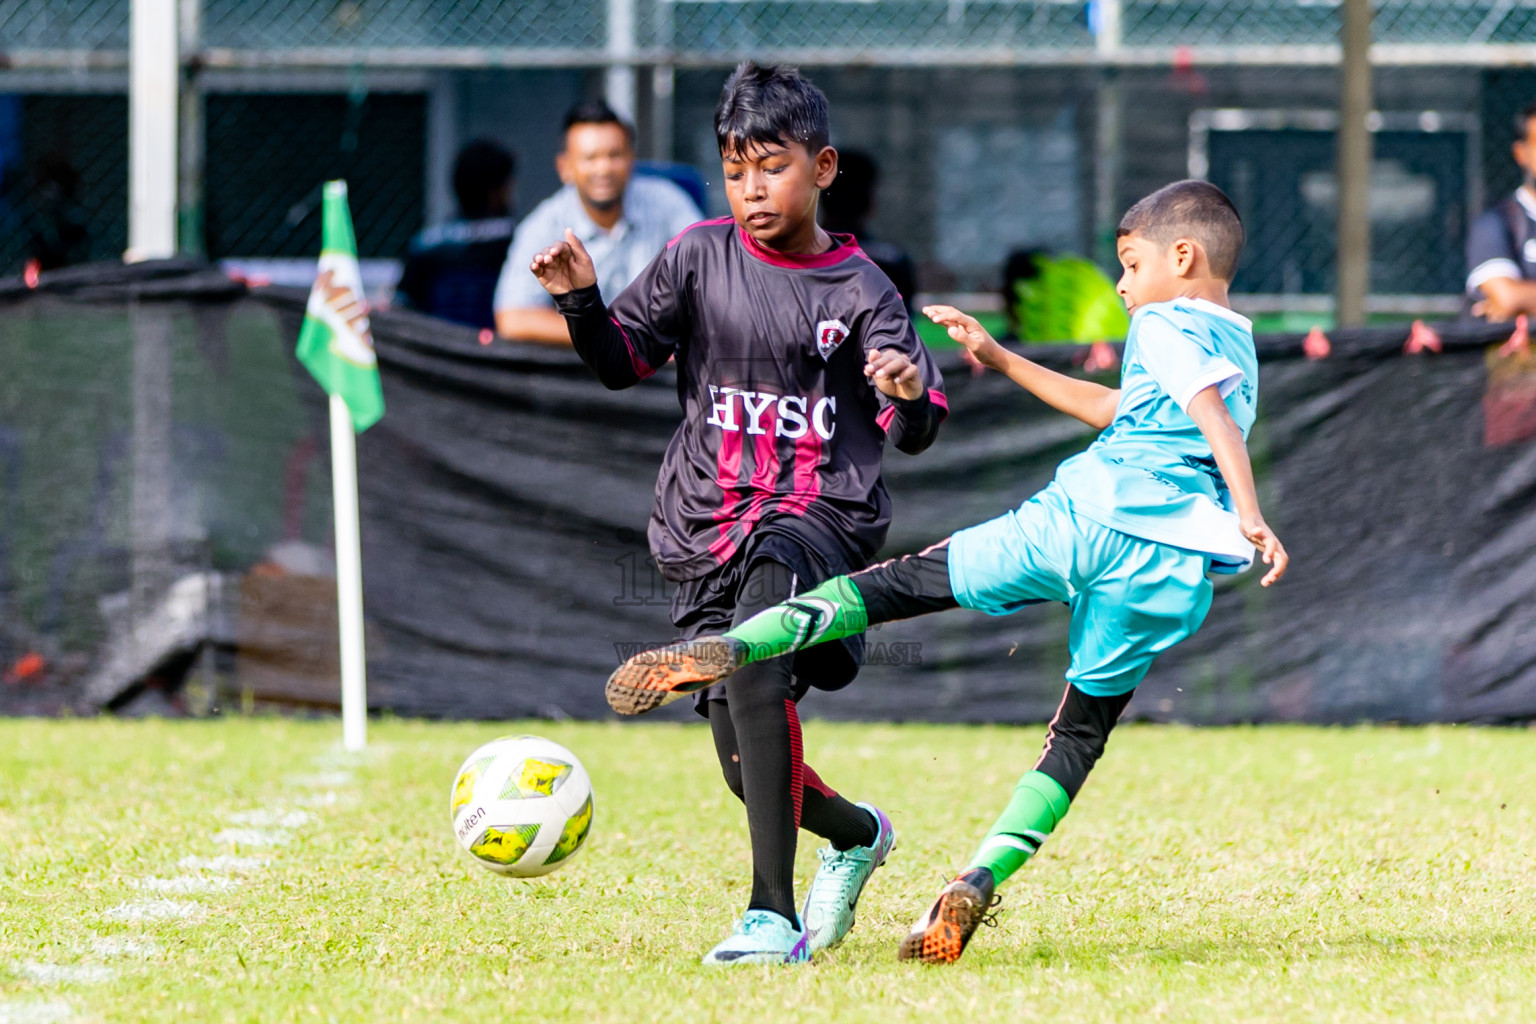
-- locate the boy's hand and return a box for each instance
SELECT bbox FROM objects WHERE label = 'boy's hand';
[1242,516,1289,587]
[530,229,597,295]
[1472,296,1516,323]
[924,305,1006,370]
[865,348,925,400]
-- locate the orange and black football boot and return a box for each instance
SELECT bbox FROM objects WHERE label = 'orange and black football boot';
[603,636,747,715]
[897,867,999,964]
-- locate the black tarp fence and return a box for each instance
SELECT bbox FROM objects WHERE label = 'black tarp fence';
[2,260,1534,723]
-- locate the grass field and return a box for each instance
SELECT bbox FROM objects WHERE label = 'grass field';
[2,718,1533,1023]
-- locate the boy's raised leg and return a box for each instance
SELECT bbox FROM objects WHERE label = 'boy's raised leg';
[604,575,868,715]
[605,545,957,716]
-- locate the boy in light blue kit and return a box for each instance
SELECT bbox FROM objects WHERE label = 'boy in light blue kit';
[602,179,1290,964]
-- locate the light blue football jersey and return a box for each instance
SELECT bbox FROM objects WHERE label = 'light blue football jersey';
[1053,297,1258,572]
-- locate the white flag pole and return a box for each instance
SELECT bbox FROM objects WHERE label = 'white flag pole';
[329,392,367,751]
[127,0,178,262]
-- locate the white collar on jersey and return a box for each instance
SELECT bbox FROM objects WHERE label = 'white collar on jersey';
[1516,186,1536,221]
[1181,296,1253,331]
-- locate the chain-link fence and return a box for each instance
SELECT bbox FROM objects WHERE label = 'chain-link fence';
[0,1,127,52]
[183,1,1536,57]
[5,2,1536,306]
[83,2,1536,57]
[0,94,127,271]
[0,90,422,270]
[203,93,424,259]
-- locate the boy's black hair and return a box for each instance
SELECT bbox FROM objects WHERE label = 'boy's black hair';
[714,61,830,159]
[562,99,634,144]
[1117,179,1245,281]
[1517,99,1536,138]
[452,139,515,219]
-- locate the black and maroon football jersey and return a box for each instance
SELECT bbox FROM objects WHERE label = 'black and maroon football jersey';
[555,216,947,582]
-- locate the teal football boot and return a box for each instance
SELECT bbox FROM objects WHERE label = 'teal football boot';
[800,803,896,953]
[701,909,811,966]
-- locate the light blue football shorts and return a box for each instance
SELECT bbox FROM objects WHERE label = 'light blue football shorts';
[946,482,1214,697]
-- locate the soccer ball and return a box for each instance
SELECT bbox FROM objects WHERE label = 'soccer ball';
[449,735,595,877]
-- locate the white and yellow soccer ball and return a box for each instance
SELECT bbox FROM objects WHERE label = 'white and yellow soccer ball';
[449,735,594,877]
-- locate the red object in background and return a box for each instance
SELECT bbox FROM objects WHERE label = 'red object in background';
[478,329,494,347]
[1303,326,1331,360]
[1404,319,1443,354]
[1170,46,1208,95]
[282,435,319,540]
[4,651,45,685]
[1498,314,1530,358]
[1083,341,1120,374]
[222,267,273,288]
[1485,316,1536,447]
[23,259,40,289]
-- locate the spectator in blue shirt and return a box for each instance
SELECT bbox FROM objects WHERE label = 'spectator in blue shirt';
[494,100,701,344]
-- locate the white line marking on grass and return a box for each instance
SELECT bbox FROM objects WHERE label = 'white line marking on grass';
[12,963,114,985]
[312,742,385,767]
[85,937,160,960]
[210,828,291,847]
[291,791,345,808]
[0,1000,74,1023]
[226,809,312,829]
[21,742,369,1024]
[178,855,269,874]
[101,899,203,924]
[287,772,352,788]
[135,875,240,895]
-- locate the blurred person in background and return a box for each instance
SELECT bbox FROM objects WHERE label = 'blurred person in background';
[819,149,915,313]
[1001,248,1129,344]
[395,139,517,330]
[494,100,701,344]
[1467,99,1536,321]
[27,151,88,271]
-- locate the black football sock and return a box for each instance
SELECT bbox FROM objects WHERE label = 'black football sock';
[1033,685,1135,801]
[725,654,802,926]
[710,699,747,804]
[799,761,879,851]
[725,559,807,927]
[719,698,876,853]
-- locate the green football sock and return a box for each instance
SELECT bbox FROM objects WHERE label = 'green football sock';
[722,575,868,664]
[967,771,1071,885]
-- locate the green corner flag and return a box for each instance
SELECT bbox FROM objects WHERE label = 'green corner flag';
[296,180,385,432]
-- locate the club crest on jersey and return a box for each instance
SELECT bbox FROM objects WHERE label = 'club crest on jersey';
[814,319,850,361]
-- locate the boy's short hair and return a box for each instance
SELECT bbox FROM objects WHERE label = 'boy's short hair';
[1117,179,1245,281]
[714,61,830,159]
[562,99,634,144]
[1516,99,1536,139]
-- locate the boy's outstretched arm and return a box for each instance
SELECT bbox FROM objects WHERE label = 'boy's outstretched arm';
[924,306,1120,429]
[531,229,674,390]
[1185,386,1288,587]
[530,228,597,295]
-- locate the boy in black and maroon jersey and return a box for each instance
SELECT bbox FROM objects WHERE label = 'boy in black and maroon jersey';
[531,62,946,964]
